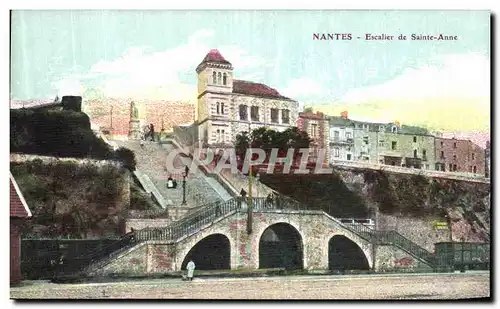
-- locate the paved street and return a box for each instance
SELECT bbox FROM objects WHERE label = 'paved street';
[10,271,490,300]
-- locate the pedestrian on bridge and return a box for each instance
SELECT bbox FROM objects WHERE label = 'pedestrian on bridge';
[186,260,196,281]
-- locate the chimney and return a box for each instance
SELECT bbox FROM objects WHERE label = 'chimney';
[340,111,348,120]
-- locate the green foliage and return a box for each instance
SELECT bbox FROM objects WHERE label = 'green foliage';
[11,108,112,159]
[11,160,128,239]
[130,182,158,211]
[114,147,137,171]
[303,107,313,113]
[234,126,312,160]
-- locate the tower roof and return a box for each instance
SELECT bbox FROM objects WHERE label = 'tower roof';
[196,49,232,72]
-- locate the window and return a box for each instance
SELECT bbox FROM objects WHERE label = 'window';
[453,155,457,161]
[413,136,417,143]
[391,141,397,150]
[440,151,445,159]
[363,124,369,132]
[440,141,444,147]
[251,106,259,121]
[282,109,290,124]
[453,142,457,149]
[345,132,352,139]
[311,124,318,137]
[453,164,457,171]
[217,72,222,85]
[216,102,220,114]
[422,149,427,160]
[333,131,340,142]
[413,149,418,158]
[379,125,385,132]
[379,140,385,147]
[363,137,369,145]
[220,103,225,114]
[473,166,477,173]
[239,105,248,120]
[212,71,217,84]
[223,73,227,85]
[216,129,220,142]
[391,126,397,133]
[472,153,475,160]
[334,147,340,157]
[221,130,225,142]
[270,108,279,123]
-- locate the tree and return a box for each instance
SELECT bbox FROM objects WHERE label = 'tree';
[234,127,312,166]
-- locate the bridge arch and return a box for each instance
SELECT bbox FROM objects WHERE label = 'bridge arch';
[180,233,231,270]
[328,234,370,272]
[258,222,304,270]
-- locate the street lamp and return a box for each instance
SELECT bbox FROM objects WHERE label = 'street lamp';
[182,165,189,205]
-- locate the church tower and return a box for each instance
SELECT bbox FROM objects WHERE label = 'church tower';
[196,49,234,146]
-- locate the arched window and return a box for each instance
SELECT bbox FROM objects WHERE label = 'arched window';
[218,72,222,85]
[223,73,227,85]
[220,103,225,114]
[413,149,418,158]
[216,102,220,114]
[221,130,225,142]
[213,71,217,84]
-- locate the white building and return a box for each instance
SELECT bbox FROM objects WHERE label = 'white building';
[196,49,300,146]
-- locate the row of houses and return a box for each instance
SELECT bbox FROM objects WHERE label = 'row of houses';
[299,110,488,177]
[69,49,488,177]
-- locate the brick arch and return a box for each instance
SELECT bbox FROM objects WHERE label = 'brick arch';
[256,221,305,270]
[324,232,372,269]
[176,231,235,271]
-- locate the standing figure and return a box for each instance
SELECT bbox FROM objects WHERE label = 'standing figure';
[186,260,196,281]
[149,123,155,142]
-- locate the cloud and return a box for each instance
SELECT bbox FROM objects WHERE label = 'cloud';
[54,29,268,102]
[314,53,490,133]
[281,77,326,98]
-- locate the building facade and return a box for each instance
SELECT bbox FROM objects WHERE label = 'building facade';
[434,137,485,175]
[328,112,355,162]
[196,49,299,146]
[10,172,32,285]
[297,111,329,163]
[328,112,436,170]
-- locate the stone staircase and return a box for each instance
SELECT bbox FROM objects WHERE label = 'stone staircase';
[111,140,231,207]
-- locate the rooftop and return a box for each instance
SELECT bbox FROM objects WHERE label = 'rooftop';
[196,49,232,72]
[10,172,32,218]
[232,80,294,101]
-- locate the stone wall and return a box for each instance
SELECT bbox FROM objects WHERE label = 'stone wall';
[85,98,195,137]
[374,245,433,272]
[93,243,148,276]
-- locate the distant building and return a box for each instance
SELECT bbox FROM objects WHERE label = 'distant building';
[10,172,32,285]
[297,111,329,163]
[195,49,299,146]
[328,111,355,162]
[328,111,436,170]
[435,137,485,175]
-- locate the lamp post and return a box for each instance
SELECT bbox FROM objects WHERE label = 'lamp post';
[182,165,189,205]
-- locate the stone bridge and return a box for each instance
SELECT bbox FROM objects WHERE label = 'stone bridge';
[91,209,382,276]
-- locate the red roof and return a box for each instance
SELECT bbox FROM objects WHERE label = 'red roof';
[233,80,293,101]
[197,49,232,71]
[10,173,32,218]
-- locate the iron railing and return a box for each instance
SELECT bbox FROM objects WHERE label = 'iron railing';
[377,231,435,266]
[135,197,244,242]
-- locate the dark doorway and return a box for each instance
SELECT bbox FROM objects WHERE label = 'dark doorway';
[259,223,303,270]
[181,234,230,270]
[328,235,369,271]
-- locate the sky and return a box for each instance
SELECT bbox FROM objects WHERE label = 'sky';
[10,10,490,134]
